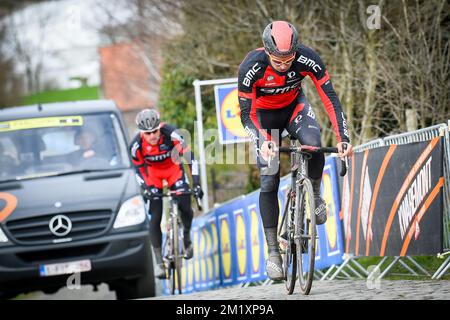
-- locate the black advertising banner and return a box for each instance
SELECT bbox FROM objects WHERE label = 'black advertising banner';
[341,137,444,256]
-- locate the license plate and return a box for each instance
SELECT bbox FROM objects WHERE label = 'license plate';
[39,260,91,277]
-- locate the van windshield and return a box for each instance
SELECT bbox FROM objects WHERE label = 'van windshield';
[0,113,130,182]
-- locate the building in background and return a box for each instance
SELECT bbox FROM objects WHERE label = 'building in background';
[98,40,163,137]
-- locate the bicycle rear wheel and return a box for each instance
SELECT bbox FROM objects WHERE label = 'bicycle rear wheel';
[280,191,296,295]
[172,215,183,295]
[295,178,316,295]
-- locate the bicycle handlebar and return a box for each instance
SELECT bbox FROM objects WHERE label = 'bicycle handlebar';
[147,190,193,197]
[144,189,203,211]
[277,145,348,177]
[278,146,339,154]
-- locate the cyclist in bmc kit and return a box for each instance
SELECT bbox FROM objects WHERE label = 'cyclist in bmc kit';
[238,21,353,280]
[130,109,203,279]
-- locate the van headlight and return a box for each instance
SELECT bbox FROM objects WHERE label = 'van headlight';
[0,227,9,243]
[113,196,146,229]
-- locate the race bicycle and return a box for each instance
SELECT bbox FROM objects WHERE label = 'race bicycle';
[148,189,202,295]
[275,137,347,295]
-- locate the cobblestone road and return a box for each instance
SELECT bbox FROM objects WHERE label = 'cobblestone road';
[20,279,450,300]
[17,284,116,300]
[147,280,450,300]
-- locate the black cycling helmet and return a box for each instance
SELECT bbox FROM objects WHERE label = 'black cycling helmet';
[135,109,160,132]
[262,21,299,57]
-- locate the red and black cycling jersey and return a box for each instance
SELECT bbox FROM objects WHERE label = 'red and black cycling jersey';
[130,123,199,189]
[238,44,350,144]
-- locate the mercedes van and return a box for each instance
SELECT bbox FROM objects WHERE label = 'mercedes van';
[0,100,154,299]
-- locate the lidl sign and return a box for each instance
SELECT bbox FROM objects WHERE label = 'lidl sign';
[214,83,250,144]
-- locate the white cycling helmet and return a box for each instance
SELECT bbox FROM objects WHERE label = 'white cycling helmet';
[135,109,160,132]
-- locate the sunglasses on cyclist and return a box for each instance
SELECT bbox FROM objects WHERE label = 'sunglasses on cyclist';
[269,54,296,67]
[143,129,159,136]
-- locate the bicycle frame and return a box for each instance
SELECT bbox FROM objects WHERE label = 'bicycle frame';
[163,191,188,295]
[164,196,183,261]
[279,138,312,240]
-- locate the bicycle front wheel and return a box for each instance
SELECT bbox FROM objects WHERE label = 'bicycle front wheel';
[281,190,296,295]
[172,215,183,295]
[165,219,176,295]
[295,178,316,295]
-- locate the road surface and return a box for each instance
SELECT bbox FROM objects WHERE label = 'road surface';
[19,279,450,300]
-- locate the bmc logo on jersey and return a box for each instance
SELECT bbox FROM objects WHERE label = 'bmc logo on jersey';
[297,55,322,73]
[145,151,171,162]
[260,81,301,95]
[243,62,261,87]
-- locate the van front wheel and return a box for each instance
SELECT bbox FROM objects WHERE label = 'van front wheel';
[115,243,155,300]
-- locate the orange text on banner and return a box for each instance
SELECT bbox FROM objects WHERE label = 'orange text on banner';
[400,177,444,256]
[380,137,440,256]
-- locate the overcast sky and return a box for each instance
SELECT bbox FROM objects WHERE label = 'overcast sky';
[4,0,131,89]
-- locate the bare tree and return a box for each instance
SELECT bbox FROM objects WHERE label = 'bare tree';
[0,24,23,108]
[3,2,52,94]
[0,0,47,107]
[379,0,449,132]
[296,0,449,144]
[97,0,183,89]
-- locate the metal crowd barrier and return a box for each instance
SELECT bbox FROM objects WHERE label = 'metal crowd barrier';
[353,123,449,152]
[352,138,384,152]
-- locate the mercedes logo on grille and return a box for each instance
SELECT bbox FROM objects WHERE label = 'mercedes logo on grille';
[49,215,72,237]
